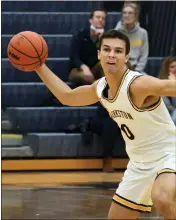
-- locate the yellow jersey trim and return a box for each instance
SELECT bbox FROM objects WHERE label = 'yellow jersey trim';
[96,78,111,116]
[156,168,176,180]
[95,78,102,99]
[127,75,144,112]
[146,97,162,111]
[113,194,152,213]
[157,168,176,176]
[102,69,130,103]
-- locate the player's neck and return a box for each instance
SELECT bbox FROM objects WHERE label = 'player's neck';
[105,66,128,99]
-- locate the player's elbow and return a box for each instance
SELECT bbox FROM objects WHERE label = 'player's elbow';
[58,99,72,106]
[54,91,73,106]
[58,92,83,106]
[60,100,76,107]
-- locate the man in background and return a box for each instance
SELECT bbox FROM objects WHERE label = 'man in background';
[68,8,107,87]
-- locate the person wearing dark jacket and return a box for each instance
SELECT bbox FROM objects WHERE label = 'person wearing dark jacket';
[68,8,107,87]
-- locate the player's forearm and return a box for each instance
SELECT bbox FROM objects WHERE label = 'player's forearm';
[36,64,72,105]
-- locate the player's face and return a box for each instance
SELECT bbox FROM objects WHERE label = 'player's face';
[169,61,176,76]
[89,11,106,29]
[98,38,129,74]
[122,6,136,25]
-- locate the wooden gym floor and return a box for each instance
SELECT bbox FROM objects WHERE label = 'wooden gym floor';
[2,171,161,219]
[2,157,161,219]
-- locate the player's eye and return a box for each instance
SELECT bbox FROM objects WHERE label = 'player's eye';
[103,48,110,52]
[116,49,122,53]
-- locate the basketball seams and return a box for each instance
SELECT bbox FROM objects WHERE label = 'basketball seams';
[37,33,45,58]
[19,33,42,66]
[9,52,48,72]
[9,51,48,66]
[9,43,39,59]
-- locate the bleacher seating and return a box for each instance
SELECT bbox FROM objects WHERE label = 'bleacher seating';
[145,57,163,77]
[2,58,69,82]
[24,133,127,158]
[2,35,72,58]
[7,107,97,132]
[2,83,51,107]
[2,12,120,34]
[2,1,163,163]
[2,82,72,107]
[25,133,101,157]
[1,1,103,12]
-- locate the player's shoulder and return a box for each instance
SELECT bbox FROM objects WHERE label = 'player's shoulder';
[132,74,156,85]
[93,77,106,97]
[130,74,159,95]
[130,74,150,88]
[126,69,141,83]
[93,77,106,89]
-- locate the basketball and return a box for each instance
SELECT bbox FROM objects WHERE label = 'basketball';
[7,31,48,72]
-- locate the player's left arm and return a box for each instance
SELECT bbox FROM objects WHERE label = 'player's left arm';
[133,75,176,98]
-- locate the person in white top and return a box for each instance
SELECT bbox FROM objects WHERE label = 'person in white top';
[21,29,175,219]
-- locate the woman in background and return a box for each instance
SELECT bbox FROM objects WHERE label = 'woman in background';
[114,2,149,74]
[159,56,176,125]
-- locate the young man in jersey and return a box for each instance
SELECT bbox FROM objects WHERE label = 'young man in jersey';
[34,30,176,219]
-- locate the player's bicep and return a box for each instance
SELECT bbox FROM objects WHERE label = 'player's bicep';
[66,83,99,106]
[133,76,176,98]
[142,77,176,97]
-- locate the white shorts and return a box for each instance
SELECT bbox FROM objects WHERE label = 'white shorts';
[113,154,176,213]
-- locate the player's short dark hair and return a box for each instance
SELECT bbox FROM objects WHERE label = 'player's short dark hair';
[89,8,107,19]
[98,29,130,55]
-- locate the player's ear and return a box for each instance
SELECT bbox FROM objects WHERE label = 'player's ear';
[98,50,100,60]
[125,54,129,64]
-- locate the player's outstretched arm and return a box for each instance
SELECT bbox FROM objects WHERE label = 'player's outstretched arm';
[35,64,99,106]
[132,75,176,98]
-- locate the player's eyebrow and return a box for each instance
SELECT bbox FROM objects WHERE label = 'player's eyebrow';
[103,45,124,50]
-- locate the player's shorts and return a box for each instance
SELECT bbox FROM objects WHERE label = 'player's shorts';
[113,154,176,213]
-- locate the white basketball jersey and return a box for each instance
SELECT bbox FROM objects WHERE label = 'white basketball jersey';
[96,69,176,162]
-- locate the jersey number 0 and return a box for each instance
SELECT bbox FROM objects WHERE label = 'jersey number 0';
[121,124,135,140]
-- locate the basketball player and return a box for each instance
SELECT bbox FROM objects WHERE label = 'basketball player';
[35,30,176,219]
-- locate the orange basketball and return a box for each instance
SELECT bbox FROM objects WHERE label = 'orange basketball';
[7,31,48,72]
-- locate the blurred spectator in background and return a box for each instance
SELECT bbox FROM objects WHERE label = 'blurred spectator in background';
[114,2,149,74]
[159,56,176,125]
[68,8,107,87]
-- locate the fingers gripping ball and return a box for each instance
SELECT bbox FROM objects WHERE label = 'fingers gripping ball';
[7,31,48,72]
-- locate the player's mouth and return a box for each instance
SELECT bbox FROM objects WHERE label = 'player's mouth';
[107,62,116,65]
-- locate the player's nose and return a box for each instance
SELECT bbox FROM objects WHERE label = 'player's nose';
[108,50,115,58]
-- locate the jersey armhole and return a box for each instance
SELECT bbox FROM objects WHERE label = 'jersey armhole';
[127,75,145,112]
[127,75,162,112]
[94,78,112,116]
[94,77,105,100]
